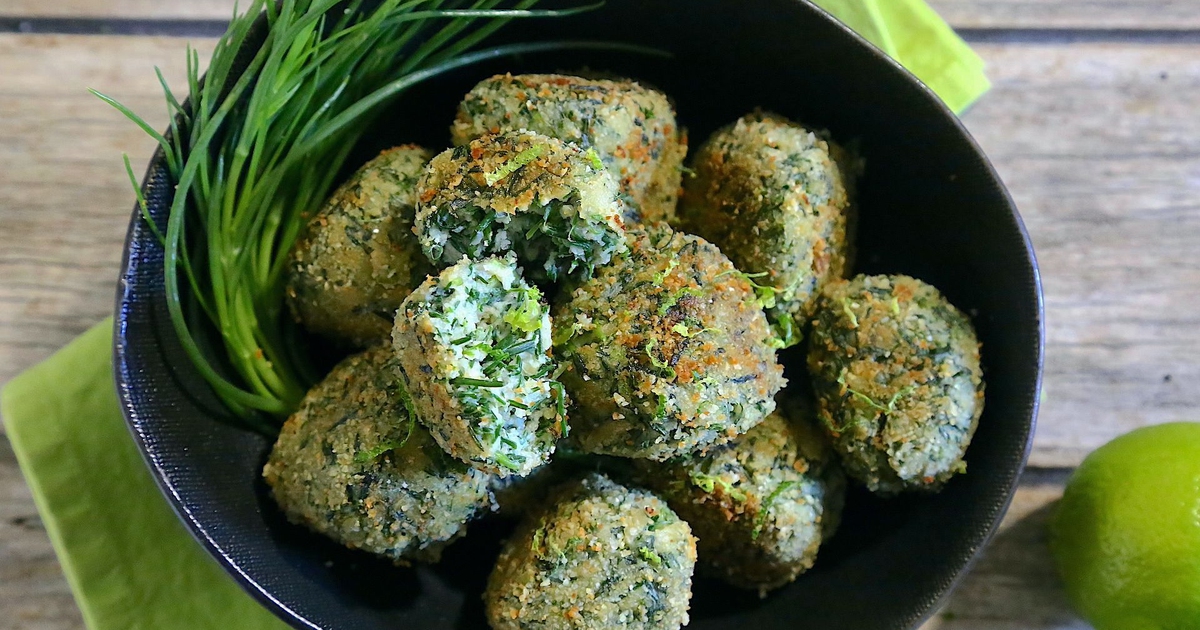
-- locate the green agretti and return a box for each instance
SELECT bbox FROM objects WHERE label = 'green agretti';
[95,0,625,432]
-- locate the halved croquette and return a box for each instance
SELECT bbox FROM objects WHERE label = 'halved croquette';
[392,254,567,476]
[451,73,686,224]
[415,130,626,282]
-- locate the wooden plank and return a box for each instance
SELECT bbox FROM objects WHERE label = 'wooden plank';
[0,0,233,20]
[2,0,1199,30]
[922,473,1088,630]
[960,41,1200,468]
[928,0,1200,30]
[0,34,216,391]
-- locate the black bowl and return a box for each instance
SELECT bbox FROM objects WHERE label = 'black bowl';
[115,1,1043,628]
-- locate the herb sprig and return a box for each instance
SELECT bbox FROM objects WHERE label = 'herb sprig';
[751,480,796,540]
[97,0,637,430]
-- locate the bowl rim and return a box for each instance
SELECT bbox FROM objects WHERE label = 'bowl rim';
[799,0,1046,621]
[113,1,1045,628]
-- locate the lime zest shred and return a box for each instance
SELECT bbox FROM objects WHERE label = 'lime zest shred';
[836,371,915,416]
[584,147,605,171]
[503,287,545,333]
[886,385,917,411]
[485,144,546,185]
[842,298,860,328]
[836,371,888,413]
[531,525,546,554]
[657,287,702,315]
[353,440,404,464]
[551,321,580,348]
[651,259,679,285]
[653,392,669,423]
[769,312,800,349]
[638,546,662,566]
[671,322,718,338]
[717,269,779,309]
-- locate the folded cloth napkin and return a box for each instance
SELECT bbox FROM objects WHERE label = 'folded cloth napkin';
[818,0,990,113]
[0,3,988,628]
[2,320,289,629]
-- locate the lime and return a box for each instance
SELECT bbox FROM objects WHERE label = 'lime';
[1049,422,1200,630]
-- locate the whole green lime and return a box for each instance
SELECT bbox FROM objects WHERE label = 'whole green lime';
[1049,422,1200,630]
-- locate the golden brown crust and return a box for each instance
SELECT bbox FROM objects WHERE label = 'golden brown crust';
[485,474,696,630]
[262,346,492,562]
[451,73,686,224]
[679,111,855,329]
[286,145,432,347]
[807,274,985,494]
[634,409,845,592]
[554,224,785,460]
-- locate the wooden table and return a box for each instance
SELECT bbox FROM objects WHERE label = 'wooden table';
[2,1,1197,628]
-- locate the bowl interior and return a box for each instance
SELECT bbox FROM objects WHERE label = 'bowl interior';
[116,1,1042,629]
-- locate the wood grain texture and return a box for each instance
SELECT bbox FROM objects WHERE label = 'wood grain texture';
[0,34,216,391]
[964,41,1200,467]
[0,439,85,630]
[3,0,1199,30]
[927,0,1200,30]
[922,473,1088,630]
[0,0,233,20]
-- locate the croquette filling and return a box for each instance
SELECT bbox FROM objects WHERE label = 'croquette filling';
[418,134,626,282]
[422,191,624,282]
[422,256,564,472]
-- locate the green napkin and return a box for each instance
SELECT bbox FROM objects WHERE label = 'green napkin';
[1,319,289,630]
[0,5,985,628]
[817,0,990,112]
